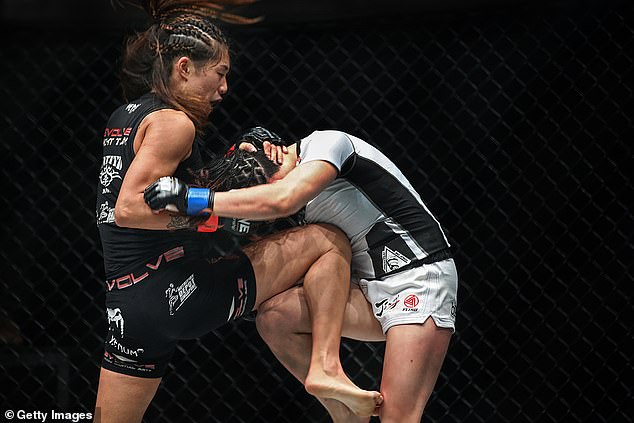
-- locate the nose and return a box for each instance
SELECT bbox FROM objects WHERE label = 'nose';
[218,76,228,95]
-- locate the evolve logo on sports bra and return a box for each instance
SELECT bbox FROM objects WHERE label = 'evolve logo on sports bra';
[103,128,132,147]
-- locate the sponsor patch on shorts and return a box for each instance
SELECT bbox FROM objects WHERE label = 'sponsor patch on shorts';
[165,274,197,315]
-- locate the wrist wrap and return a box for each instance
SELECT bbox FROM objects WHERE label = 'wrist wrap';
[187,188,214,215]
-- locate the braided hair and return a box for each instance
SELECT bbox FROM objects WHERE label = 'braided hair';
[194,149,280,191]
[120,1,259,129]
[193,149,306,233]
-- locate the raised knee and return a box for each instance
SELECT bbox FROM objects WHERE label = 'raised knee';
[255,299,286,343]
[307,223,351,260]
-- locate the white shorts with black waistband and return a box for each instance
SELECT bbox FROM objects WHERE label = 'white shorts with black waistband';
[357,258,458,334]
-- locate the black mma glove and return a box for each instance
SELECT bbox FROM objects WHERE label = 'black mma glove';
[226,126,287,156]
[144,176,215,215]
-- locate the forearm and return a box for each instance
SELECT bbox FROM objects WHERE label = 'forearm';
[213,184,298,220]
[213,161,337,220]
[115,195,195,230]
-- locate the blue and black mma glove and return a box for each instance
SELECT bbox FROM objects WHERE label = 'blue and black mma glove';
[144,176,214,216]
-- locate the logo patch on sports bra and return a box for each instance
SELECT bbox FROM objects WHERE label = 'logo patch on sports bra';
[126,103,141,113]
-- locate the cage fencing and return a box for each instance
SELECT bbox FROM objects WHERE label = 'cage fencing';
[0,1,631,422]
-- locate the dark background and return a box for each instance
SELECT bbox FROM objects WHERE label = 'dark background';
[0,0,631,422]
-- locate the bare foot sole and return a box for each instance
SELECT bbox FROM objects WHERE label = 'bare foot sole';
[318,397,371,423]
[305,377,383,417]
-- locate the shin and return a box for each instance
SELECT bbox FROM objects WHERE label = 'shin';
[257,287,369,423]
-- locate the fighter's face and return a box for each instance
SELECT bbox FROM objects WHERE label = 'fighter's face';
[175,49,230,115]
[194,52,230,114]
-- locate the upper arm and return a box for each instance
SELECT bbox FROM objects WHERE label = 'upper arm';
[117,110,195,206]
[279,131,354,206]
[299,130,355,173]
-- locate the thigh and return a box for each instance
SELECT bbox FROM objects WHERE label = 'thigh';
[242,224,350,309]
[94,367,161,423]
[258,283,384,342]
[342,285,385,342]
[380,320,452,423]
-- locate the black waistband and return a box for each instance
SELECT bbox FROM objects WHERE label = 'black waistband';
[419,248,453,265]
[379,248,453,279]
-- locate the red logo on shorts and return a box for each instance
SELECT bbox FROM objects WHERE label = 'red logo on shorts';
[404,294,419,308]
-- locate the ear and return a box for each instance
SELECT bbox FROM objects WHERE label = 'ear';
[175,56,192,80]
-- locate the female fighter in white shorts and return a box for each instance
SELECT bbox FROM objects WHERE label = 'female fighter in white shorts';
[147,127,458,422]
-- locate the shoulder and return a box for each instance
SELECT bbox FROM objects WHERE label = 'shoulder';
[303,130,355,149]
[144,109,194,134]
[134,109,196,157]
[299,130,356,172]
[301,130,355,153]
[138,109,196,146]
[303,130,351,144]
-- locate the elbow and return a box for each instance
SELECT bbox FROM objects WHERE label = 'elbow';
[114,203,133,228]
[271,191,303,217]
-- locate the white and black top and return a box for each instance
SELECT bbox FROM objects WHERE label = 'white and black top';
[299,130,451,279]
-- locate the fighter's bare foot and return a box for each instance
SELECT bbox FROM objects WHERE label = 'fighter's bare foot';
[318,397,371,423]
[305,372,383,417]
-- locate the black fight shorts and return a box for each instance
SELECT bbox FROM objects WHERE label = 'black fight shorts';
[101,246,256,378]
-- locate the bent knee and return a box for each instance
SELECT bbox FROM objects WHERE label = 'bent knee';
[256,289,309,341]
[305,223,351,259]
[255,299,288,341]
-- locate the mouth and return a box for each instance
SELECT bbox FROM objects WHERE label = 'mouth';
[210,99,222,111]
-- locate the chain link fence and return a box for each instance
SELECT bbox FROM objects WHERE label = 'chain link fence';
[1,1,631,422]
